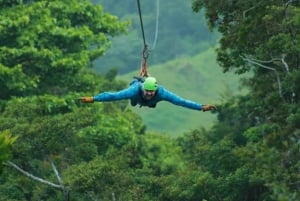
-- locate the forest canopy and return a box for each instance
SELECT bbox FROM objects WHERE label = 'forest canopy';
[0,0,299,201]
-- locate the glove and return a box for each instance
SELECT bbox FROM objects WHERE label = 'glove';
[202,104,216,112]
[78,96,94,103]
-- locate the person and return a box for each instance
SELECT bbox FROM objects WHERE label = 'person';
[79,76,216,112]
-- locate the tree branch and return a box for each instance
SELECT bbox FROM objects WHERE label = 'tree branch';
[281,54,289,72]
[4,161,64,189]
[50,160,70,201]
[246,55,290,72]
[243,0,264,19]
[50,161,64,186]
[241,55,283,98]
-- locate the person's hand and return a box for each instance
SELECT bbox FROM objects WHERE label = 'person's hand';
[202,104,216,112]
[78,97,94,103]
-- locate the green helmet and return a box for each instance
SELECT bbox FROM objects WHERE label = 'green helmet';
[143,77,158,91]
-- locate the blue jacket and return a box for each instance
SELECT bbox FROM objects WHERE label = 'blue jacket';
[93,79,203,110]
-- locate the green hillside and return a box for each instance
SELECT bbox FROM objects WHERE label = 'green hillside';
[93,0,218,74]
[119,47,248,136]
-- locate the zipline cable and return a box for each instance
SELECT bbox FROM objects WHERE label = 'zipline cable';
[136,0,160,54]
[150,0,160,50]
[136,0,160,77]
[137,0,148,77]
[137,0,147,50]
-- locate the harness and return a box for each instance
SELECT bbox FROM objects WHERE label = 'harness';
[130,78,157,108]
[131,0,159,108]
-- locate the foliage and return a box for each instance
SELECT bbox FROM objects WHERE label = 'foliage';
[0,93,147,200]
[0,130,17,172]
[60,133,184,201]
[0,0,128,100]
[0,0,299,201]
[190,0,300,200]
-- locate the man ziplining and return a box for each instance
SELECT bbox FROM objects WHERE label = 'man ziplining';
[79,76,216,112]
[79,0,216,112]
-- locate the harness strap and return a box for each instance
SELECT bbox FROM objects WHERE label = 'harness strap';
[139,46,150,77]
[130,78,157,108]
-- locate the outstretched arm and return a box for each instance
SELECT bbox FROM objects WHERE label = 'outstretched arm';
[79,83,139,103]
[93,86,137,102]
[159,88,216,111]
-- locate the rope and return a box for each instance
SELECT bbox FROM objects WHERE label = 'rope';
[137,0,147,49]
[136,0,160,77]
[137,0,149,77]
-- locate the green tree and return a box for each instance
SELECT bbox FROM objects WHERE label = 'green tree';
[60,132,186,201]
[0,130,17,172]
[0,1,139,200]
[191,0,300,200]
[0,0,128,99]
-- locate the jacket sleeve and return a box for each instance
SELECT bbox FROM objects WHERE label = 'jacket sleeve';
[93,82,139,102]
[159,87,202,111]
